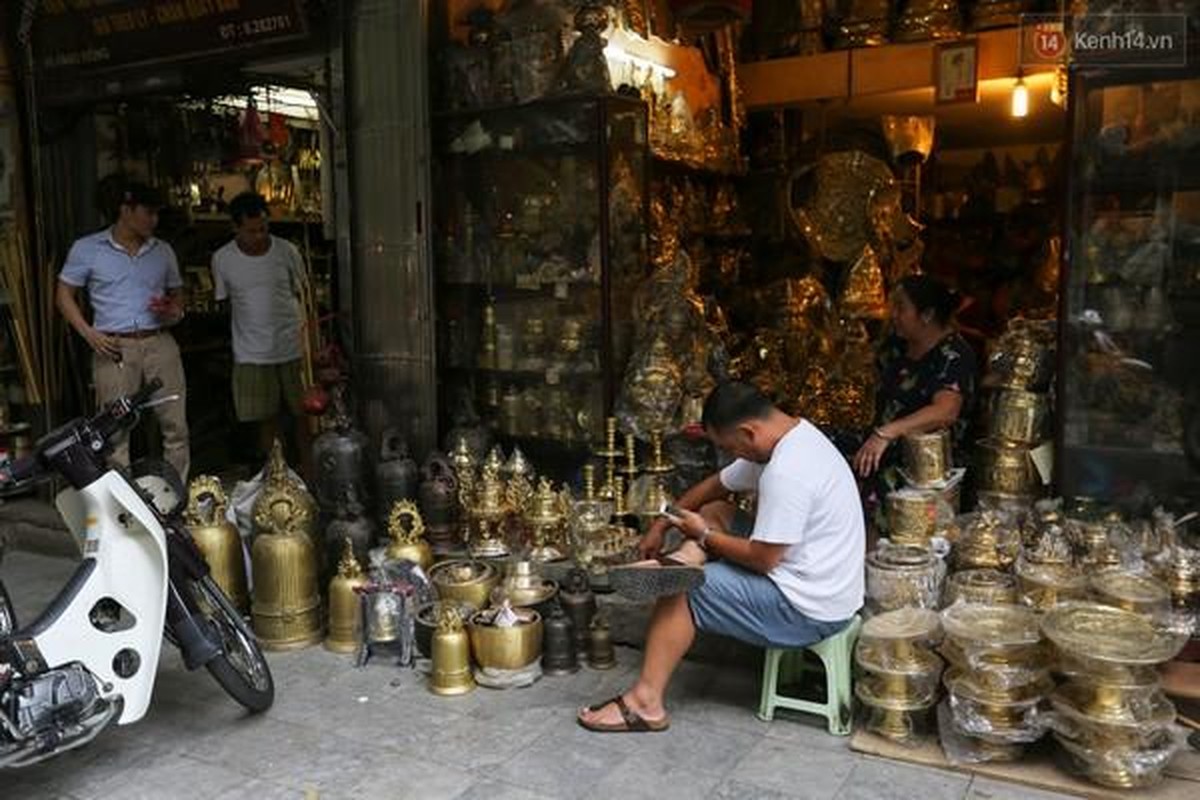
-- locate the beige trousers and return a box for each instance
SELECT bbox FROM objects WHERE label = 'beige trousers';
[93,331,189,482]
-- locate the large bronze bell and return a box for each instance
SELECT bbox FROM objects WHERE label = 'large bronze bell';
[250,510,323,650]
[385,499,434,572]
[586,615,617,670]
[326,538,367,654]
[184,476,250,614]
[430,605,475,696]
[559,567,596,655]
[312,384,370,513]
[541,601,579,675]
[375,428,419,521]
[419,452,461,554]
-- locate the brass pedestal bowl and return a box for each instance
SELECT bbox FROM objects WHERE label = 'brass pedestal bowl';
[944,668,1052,742]
[1015,561,1088,611]
[1089,570,1172,618]
[866,543,944,614]
[855,682,937,742]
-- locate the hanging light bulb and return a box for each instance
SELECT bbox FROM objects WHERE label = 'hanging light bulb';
[1011,71,1029,118]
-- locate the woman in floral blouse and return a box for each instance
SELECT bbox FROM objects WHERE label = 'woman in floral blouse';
[854,275,978,528]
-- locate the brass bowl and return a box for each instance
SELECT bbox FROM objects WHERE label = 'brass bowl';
[1089,570,1172,617]
[945,569,1018,606]
[430,559,501,609]
[500,578,558,608]
[468,609,544,670]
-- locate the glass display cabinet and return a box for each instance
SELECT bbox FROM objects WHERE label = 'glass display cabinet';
[1059,66,1200,504]
[432,94,648,477]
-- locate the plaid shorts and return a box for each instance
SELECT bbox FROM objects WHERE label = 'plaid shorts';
[232,360,304,422]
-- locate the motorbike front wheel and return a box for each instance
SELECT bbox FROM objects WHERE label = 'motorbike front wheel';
[187,576,274,713]
[0,580,15,636]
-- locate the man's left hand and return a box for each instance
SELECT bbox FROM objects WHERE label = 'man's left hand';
[666,507,709,541]
[149,294,184,325]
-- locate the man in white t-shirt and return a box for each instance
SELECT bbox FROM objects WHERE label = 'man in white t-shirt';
[579,381,865,733]
[211,192,310,464]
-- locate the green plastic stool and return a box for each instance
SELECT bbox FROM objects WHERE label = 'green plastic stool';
[757,615,862,735]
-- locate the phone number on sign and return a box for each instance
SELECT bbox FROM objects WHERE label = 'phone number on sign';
[218,14,295,40]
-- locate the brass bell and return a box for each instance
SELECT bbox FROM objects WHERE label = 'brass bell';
[385,499,434,571]
[541,601,579,675]
[559,567,596,655]
[430,605,475,696]
[250,521,322,651]
[185,476,250,614]
[586,615,617,670]
[325,538,367,654]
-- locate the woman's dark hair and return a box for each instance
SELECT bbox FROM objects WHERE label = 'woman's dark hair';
[229,192,269,225]
[701,381,775,432]
[897,274,960,326]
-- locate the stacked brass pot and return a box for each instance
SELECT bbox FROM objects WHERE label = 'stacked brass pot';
[885,428,962,546]
[854,609,944,743]
[865,540,946,615]
[975,323,1055,505]
[1042,602,1189,789]
[940,603,1052,761]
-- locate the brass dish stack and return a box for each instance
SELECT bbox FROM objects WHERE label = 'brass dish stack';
[953,511,1021,572]
[940,604,1052,759]
[853,609,944,743]
[1041,603,1189,789]
[865,541,946,615]
[944,569,1018,607]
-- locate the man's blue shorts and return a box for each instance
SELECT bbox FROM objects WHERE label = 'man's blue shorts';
[686,508,851,648]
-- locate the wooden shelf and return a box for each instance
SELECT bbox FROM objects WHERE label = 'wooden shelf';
[737,28,1052,110]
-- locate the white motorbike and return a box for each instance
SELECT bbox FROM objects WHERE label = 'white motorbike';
[0,379,273,768]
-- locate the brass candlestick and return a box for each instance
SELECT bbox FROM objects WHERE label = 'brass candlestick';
[620,432,640,478]
[641,429,674,474]
[612,475,628,517]
[594,417,620,500]
[582,464,597,502]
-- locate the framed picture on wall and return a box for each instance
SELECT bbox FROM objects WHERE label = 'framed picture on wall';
[935,41,979,105]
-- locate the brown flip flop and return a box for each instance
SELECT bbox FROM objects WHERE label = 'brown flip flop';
[578,695,670,733]
[609,557,705,602]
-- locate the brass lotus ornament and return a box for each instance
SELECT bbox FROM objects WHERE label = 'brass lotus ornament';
[252,440,315,539]
[185,475,249,613]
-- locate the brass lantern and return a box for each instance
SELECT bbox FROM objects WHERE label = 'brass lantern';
[184,476,249,614]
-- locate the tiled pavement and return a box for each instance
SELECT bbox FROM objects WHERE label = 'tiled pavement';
[0,550,1076,800]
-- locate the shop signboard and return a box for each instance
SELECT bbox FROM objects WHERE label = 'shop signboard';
[32,0,311,77]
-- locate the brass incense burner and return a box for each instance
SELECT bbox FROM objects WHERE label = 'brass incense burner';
[944,569,1018,607]
[469,463,511,558]
[499,560,557,608]
[526,477,567,562]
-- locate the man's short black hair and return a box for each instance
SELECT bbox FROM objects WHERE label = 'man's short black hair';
[701,381,775,432]
[229,192,269,225]
[97,175,165,220]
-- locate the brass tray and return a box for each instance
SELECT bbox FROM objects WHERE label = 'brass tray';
[1040,602,1189,666]
[941,603,1041,648]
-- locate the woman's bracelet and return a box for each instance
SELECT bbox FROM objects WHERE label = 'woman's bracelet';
[873,427,895,442]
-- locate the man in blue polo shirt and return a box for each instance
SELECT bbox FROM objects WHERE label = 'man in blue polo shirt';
[56,180,190,480]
